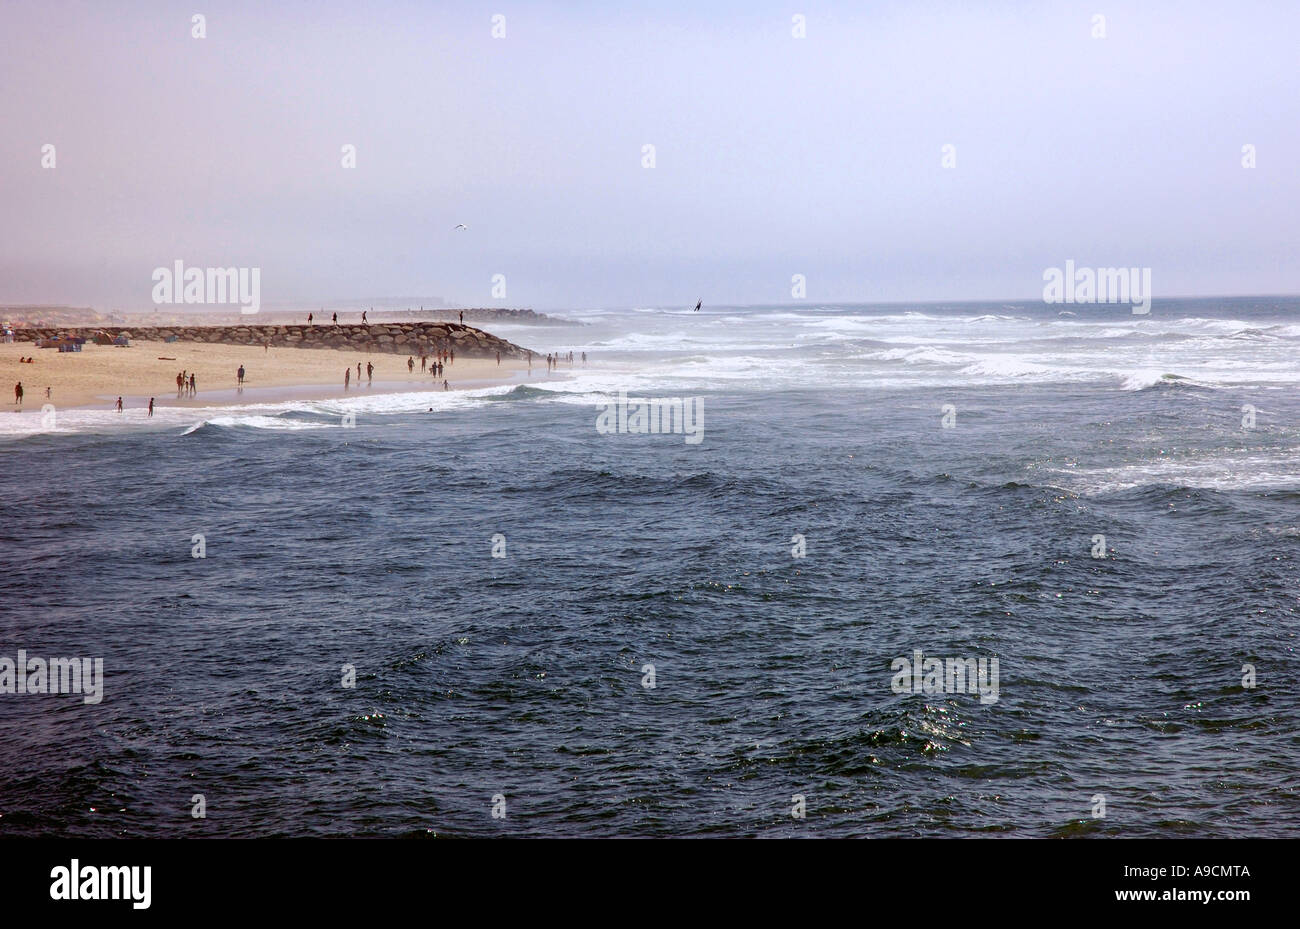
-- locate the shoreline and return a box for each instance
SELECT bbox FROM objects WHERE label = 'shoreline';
[4,340,574,413]
[82,370,563,415]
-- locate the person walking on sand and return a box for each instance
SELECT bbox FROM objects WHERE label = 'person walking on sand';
[237,365,245,386]
[148,398,154,417]
[344,368,351,389]
[116,396,123,412]
[14,382,22,406]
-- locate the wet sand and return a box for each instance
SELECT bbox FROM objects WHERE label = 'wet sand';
[2,340,547,410]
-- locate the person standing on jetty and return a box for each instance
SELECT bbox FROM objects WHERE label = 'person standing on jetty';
[362,310,368,325]
[308,312,313,325]
[332,312,337,324]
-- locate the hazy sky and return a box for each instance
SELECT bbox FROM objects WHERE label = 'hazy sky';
[1,0,1296,310]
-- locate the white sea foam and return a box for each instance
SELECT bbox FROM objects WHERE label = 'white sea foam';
[1044,451,1300,495]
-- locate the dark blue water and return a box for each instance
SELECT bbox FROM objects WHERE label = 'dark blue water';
[3,301,1300,836]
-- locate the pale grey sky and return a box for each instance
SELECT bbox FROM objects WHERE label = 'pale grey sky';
[1,0,1296,310]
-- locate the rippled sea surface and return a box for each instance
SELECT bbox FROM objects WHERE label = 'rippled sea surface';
[2,298,1299,837]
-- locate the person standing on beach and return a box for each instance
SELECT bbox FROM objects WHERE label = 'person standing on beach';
[148,398,154,417]
[237,365,245,386]
[420,354,427,373]
[357,362,362,379]
[189,374,197,397]
[14,382,22,406]
[443,378,449,390]
[344,368,351,389]
[116,396,123,412]
[367,362,373,384]
[176,372,184,397]
[496,350,500,366]
[407,356,414,373]
[45,386,51,399]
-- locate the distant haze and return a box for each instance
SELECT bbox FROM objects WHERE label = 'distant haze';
[1,0,1296,310]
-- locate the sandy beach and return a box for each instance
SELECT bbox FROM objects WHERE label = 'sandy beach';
[2,340,541,411]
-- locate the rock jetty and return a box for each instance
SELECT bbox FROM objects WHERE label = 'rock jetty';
[11,322,533,359]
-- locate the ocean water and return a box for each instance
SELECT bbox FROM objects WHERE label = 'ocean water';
[2,297,1298,837]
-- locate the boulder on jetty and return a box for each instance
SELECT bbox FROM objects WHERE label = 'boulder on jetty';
[11,322,533,359]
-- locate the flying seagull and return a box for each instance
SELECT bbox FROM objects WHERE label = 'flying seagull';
[694,300,702,312]
[454,224,469,231]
